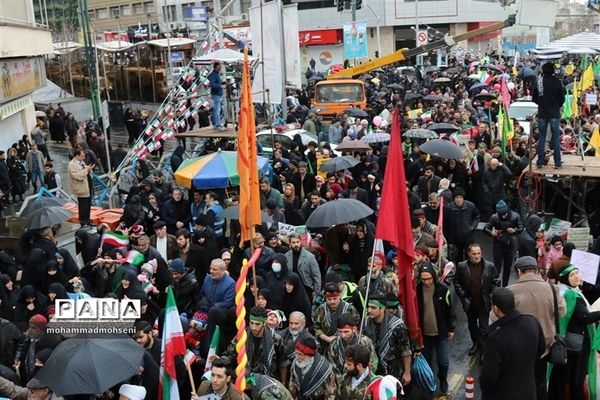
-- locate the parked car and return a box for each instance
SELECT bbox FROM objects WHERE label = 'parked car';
[508,98,538,135]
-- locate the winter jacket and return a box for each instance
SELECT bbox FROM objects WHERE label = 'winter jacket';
[417,280,456,338]
[443,200,480,244]
[162,198,191,234]
[532,73,565,119]
[454,259,500,311]
[67,158,91,198]
[285,248,322,297]
[484,210,524,248]
[172,274,199,315]
[480,311,545,400]
[518,215,543,258]
[482,164,512,205]
[199,274,235,309]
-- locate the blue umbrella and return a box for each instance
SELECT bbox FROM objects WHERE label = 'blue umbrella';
[469,82,488,93]
[412,353,437,392]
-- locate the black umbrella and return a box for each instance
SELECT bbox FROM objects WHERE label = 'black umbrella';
[386,83,404,90]
[221,205,271,223]
[419,139,464,160]
[403,128,439,139]
[344,108,369,118]
[319,155,360,172]
[446,67,458,74]
[371,68,385,73]
[469,82,488,92]
[400,68,416,76]
[433,77,451,83]
[19,196,70,217]
[424,66,439,73]
[359,74,374,80]
[308,74,324,82]
[305,199,373,228]
[36,336,145,396]
[482,63,502,73]
[24,206,73,230]
[423,94,444,102]
[428,123,459,133]
[474,93,497,102]
[336,140,372,152]
[405,93,423,100]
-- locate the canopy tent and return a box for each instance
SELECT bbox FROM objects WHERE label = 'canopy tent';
[192,48,255,64]
[531,32,600,59]
[53,41,83,55]
[147,37,196,48]
[32,79,73,102]
[95,41,136,52]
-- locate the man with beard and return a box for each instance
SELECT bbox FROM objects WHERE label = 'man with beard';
[326,314,378,375]
[279,311,312,366]
[289,335,337,400]
[285,233,321,300]
[363,295,412,387]
[336,344,378,400]
[193,357,249,400]
[223,307,285,381]
[356,256,397,311]
[314,283,359,348]
[134,321,161,366]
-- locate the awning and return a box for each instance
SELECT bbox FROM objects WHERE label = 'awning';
[147,37,196,48]
[192,48,255,63]
[531,32,600,59]
[53,41,83,54]
[95,41,136,52]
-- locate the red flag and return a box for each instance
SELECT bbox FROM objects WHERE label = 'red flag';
[500,78,511,110]
[375,110,422,346]
[435,197,444,251]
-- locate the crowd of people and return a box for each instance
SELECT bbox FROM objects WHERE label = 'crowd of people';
[1,52,600,400]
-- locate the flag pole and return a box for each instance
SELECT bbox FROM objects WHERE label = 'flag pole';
[187,364,197,396]
[250,226,258,304]
[358,244,378,337]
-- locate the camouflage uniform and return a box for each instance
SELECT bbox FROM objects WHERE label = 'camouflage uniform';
[224,326,285,379]
[363,313,412,378]
[289,353,337,400]
[313,301,359,345]
[326,333,378,375]
[279,328,316,366]
[313,281,358,309]
[336,369,378,400]
[251,373,294,400]
[357,274,398,308]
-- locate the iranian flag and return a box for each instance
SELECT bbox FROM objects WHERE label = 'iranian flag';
[159,286,186,400]
[125,250,145,267]
[100,231,129,249]
[374,238,386,266]
[204,325,221,372]
[366,375,404,400]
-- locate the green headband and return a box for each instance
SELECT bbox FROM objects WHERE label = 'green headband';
[387,300,400,307]
[368,299,386,308]
[559,264,578,278]
[249,315,267,323]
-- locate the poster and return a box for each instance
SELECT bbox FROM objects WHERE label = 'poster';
[343,21,368,59]
[568,227,591,251]
[278,222,311,247]
[546,218,571,240]
[0,57,45,103]
[571,249,600,284]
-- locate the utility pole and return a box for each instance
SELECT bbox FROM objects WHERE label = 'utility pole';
[351,0,356,22]
[164,0,173,88]
[79,0,101,121]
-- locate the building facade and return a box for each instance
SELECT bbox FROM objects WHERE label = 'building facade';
[87,0,158,33]
[0,0,53,145]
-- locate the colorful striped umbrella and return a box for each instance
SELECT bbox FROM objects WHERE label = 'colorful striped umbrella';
[174,150,271,189]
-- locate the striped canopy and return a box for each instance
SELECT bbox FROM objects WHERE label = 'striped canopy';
[531,32,600,59]
[174,150,271,189]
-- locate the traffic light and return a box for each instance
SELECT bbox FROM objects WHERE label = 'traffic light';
[355,0,362,9]
[337,0,344,11]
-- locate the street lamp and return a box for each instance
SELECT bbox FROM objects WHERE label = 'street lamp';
[364,1,381,58]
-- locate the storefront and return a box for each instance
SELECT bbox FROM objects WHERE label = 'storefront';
[299,28,343,79]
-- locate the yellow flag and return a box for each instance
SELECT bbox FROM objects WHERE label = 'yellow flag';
[572,78,579,118]
[587,126,600,158]
[581,65,595,92]
[566,63,574,76]
[408,108,423,119]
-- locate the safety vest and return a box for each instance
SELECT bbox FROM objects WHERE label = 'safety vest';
[207,203,224,238]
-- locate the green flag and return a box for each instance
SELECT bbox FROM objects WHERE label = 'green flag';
[562,91,573,119]
[580,54,589,72]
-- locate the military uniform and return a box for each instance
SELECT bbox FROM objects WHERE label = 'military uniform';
[363,313,412,377]
[250,373,294,400]
[224,327,285,379]
[326,334,378,375]
[313,301,359,349]
[336,369,378,400]
[289,353,337,400]
[279,328,316,365]
[357,274,398,305]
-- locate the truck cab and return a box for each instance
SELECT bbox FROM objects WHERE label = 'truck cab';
[312,79,366,119]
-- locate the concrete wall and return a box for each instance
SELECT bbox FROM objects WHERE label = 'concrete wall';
[0,24,53,58]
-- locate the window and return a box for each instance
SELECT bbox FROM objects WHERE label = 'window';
[96,8,108,19]
[121,5,131,15]
[133,3,143,14]
[182,2,195,7]
[110,6,119,17]
[163,5,176,21]
[88,9,96,19]
[144,2,154,13]
[297,0,335,10]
